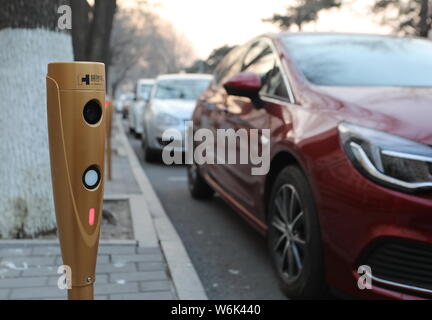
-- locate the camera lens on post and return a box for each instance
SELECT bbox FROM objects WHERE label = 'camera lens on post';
[83,165,101,190]
[83,100,102,125]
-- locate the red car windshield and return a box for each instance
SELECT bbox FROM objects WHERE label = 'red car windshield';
[281,34,432,87]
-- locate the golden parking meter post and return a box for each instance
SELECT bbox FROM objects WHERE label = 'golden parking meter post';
[106,99,113,181]
[46,62,106,300]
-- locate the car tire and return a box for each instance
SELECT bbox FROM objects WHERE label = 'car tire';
[144,147,159,162]
[187,162,214,199]
[267,165,327,299]
[142,131,160,162]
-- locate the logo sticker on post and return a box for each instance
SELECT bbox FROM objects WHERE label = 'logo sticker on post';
[46,62,106,300]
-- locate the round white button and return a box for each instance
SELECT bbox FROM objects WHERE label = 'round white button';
[84,169,99,188]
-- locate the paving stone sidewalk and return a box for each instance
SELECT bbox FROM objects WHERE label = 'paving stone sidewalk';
[0,242,176,300]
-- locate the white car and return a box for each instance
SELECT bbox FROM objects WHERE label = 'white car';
[142,74,213,161]
[115,92,134,118]
[129,79,154,138]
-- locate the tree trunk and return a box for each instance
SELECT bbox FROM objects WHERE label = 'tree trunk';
[88,0,116,64]
[70,0,91,61]
[419,0,430,37]
[0,0,74,237]
[297,22,303,31]
[71,0,117,88]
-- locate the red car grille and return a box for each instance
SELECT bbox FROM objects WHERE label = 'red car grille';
[364,241,432,294]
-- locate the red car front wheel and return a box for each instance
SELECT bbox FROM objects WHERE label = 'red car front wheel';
[268,166,327,299]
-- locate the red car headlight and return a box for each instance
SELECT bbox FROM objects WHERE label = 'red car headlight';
[338,122,432,194]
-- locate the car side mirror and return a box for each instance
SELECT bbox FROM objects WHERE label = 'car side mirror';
[223,72,262,98]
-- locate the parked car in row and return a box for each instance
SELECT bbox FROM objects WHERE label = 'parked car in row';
[142,74,213,161]
[188,32,432,300]
[115,92,135,119]
[129,79,154,138]
[115,93,129,113]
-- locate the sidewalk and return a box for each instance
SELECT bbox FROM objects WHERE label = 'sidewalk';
[0,114,206,300]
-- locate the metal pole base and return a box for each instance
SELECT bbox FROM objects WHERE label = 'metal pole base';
[68,285,94,300]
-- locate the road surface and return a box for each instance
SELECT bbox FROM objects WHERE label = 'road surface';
[128,134,287,300]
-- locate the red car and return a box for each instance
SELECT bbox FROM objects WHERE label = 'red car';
[187,33,432,299]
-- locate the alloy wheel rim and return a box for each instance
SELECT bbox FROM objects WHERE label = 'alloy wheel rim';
[271,184,307,281]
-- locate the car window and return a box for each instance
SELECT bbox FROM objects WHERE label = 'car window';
[137,84,153,100]
[242,42,272,70]
[261,65,289,99]
[215,46,247,85]
[242,43,275,76]
[242,42,282,97]
[154,79,211,100]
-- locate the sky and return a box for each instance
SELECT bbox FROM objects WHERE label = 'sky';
[121,0,392,59]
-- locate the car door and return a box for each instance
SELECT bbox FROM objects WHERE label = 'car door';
[217,39,294,220]
[199,45,248,181]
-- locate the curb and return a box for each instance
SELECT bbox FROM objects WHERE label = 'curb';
[115,115,208,300]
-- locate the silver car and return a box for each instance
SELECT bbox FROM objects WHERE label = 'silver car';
[129,79,154,138]
[116,92,134,119]
[142,74,213,162]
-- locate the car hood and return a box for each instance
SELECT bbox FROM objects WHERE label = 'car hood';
[315,86,432,145]
[152,99,196,119]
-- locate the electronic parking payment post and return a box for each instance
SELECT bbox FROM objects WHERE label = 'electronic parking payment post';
[46,62,106,300]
